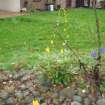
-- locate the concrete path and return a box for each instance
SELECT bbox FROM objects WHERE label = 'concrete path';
[0,11,25,18]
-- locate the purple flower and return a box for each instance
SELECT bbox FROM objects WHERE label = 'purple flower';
[90,51,97,57]
[99,48,105,55]
[90,48,105,58]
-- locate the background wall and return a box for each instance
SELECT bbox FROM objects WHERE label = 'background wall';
[32,0,47,10]
[56,0,66,8]
[20,0,33,9]
[71,0,76,7]
[0,0,20,12]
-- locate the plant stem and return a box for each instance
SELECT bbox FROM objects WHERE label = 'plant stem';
[93,0,102,94]
[93,0,101,62]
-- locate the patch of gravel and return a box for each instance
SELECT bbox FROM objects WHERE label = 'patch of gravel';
[0,70,105,105]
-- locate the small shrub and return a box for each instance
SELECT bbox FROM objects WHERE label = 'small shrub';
[36,50,77,87]
[43,62,75,86]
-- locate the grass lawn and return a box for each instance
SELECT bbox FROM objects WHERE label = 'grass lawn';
[0,8,105,69]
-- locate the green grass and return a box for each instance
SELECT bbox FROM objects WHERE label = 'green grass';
[0,8,105,69]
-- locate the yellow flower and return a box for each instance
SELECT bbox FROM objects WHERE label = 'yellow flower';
[60,49,64,54]
[51,40,54,44]
[33,99,40,105]
[45,47,50,53]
